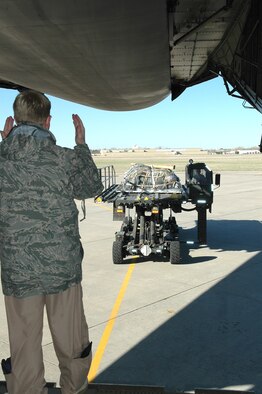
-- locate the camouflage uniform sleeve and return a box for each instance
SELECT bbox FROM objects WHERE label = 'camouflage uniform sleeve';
[67,143,104,199]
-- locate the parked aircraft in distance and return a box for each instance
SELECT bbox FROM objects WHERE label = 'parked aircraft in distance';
[0,0,261,113]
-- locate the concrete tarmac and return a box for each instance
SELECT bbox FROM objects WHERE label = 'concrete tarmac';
[0,172,262,393]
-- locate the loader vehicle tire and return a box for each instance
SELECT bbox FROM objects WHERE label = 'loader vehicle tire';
[170,240,181,264]
[112,240,124,264]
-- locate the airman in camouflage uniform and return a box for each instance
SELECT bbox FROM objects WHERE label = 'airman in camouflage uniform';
[0,90,103,394]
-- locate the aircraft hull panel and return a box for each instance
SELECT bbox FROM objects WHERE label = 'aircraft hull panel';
[0,0,170,111]
[0,0,261,113]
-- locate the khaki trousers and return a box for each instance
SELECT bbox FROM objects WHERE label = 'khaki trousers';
[4,284,92,394]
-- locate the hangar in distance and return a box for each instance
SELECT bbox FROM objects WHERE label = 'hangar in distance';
[0,0,261,113]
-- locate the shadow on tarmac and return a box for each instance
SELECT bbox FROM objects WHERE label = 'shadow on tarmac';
[95,220,262,392]
[122,219,262,265]
[180,219,262,264]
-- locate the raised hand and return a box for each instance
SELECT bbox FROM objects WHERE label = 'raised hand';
[72,114,85,145]
[1,116,14,139]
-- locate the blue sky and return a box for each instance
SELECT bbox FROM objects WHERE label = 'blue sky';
[1,76,261,150]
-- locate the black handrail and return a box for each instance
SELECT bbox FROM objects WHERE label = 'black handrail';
[98,165,116,190]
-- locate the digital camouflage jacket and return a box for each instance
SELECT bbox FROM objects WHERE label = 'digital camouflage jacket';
[0,123,103,298]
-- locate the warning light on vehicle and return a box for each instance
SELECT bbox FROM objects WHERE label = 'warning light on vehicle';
[152,207,159,214]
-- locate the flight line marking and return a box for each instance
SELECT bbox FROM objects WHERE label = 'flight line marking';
[94,203,112,212]
[88,262,136,382]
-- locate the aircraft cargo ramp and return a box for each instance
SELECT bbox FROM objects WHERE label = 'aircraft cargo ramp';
[0,382,165,393]
[0,173,262,393]
[0,381,256,394]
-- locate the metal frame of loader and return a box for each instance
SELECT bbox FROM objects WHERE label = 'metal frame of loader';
[95,161,220,264]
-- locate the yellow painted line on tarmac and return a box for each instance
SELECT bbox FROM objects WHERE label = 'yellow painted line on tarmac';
[94,203,112,212]
[88,262,136,382]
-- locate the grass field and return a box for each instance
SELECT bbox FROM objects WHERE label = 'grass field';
[93,149,262,177]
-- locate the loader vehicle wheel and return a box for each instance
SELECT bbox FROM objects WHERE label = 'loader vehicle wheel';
[170,240,181,264]
[112,240,124,264]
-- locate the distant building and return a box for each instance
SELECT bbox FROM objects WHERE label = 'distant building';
[100,149,109,155]
[235,149,260,155]
[208,148,260,155]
